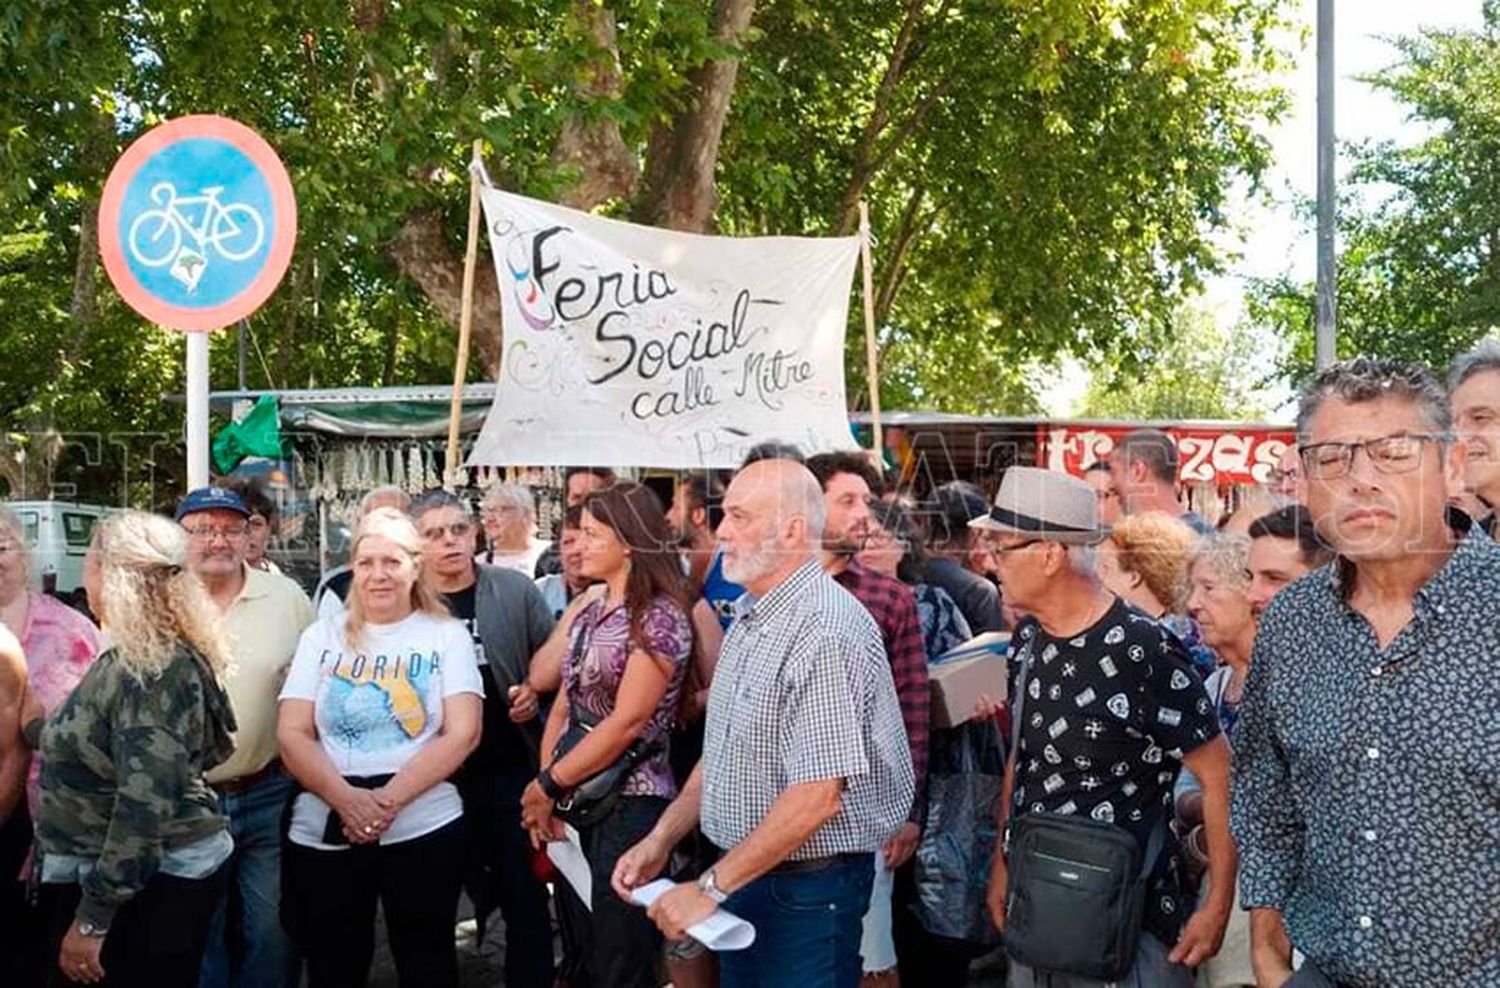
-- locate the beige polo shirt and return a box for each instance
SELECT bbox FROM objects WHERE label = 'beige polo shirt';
[205,564,314,784]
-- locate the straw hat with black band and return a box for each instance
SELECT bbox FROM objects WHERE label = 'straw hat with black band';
[967,466,1109,546]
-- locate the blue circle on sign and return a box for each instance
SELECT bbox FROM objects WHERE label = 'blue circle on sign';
[115,138,275,310]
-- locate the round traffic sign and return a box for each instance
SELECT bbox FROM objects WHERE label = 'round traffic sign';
[98,115,297,332]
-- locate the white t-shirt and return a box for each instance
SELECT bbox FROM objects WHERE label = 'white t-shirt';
[279,611,484,849]
[476,537,551,577]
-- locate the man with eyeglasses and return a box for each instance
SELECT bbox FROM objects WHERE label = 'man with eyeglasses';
[177,486,313,988]
[1448,336,1500,536]
[1233,357,1500,987]
[410,489,558,988]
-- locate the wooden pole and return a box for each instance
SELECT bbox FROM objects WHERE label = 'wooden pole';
[445,140,484,491]
[858,200,884,456]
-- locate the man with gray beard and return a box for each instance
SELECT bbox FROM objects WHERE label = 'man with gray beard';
[611,459,914,988]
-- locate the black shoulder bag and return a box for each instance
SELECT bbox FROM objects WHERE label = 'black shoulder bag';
[549,614,661,828]
[1001,642,1168,981]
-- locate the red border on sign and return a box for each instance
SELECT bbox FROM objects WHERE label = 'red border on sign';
[98,115,297,332]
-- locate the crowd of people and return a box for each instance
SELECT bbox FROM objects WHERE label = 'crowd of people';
[0,349,1497,988]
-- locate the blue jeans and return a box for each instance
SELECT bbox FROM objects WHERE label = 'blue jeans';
[198,766,300,988]
[719,853,874,988]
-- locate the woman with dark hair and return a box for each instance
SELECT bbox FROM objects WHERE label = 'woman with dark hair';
[521,482,693,988]
[858,499,1005,988]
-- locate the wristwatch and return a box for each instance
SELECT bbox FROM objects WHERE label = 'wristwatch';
[697,868,728,905]
[76,919,109,938]
[536,767,569,801]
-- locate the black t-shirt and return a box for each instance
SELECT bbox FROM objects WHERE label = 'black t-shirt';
[446,583,529,775]
[1010,597,1220,942]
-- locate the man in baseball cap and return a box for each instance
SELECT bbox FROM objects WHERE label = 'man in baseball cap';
[178,485,314,988]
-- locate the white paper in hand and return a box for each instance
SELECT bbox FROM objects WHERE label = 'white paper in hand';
[546,824,591,911]
[629,878,757,951]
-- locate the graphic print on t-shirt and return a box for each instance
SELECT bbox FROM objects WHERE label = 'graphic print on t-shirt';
[319,646,443,746]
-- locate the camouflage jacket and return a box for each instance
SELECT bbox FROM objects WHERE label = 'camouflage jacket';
[29,642,237,927]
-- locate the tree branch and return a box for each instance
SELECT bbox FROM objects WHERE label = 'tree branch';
[551,1,640,209]
[632,0,759,232]
[834,0,947,233]
[875,186,928,323]
[386,208,503,375]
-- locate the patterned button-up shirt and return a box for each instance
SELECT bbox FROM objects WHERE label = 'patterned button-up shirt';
[833,559,930,823]
[1233,526,1500,987]
[701,561,914,859]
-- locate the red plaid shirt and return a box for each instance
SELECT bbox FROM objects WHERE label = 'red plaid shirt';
[834,559,930,824]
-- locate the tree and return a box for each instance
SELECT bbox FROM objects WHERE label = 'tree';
[1251,4,1500,384]
[0,0,1292,497]
[1077,303,1270,420]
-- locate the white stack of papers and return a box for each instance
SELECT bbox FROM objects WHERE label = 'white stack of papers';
[629,878,757,951]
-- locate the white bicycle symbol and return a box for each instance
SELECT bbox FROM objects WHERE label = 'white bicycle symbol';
[127,182,266,268]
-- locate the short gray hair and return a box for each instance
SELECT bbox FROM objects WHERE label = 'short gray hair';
[1448,337,1500,391]
[410,488,471,520]
[1295,357,1451,442]
[482,482,535,517]
[1188,532,1251,592]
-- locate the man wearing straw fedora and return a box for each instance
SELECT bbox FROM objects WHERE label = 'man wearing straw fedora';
[977,467,1235,988]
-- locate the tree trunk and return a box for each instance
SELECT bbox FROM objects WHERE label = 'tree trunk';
[631,0,759,232]
[386,208,503,375]
[551,1,639,210]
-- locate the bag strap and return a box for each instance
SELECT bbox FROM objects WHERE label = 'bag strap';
[1008,635,1032,763]
[1009,631,1170,881]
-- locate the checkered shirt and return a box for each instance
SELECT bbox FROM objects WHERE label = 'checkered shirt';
[701,561,915,859]
[833,560,930,824]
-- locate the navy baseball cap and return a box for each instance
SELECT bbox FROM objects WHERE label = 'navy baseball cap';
[175,486,251,522]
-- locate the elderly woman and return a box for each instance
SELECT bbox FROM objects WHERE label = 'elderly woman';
[1180,532,1257,988]
[521,482,692,988]
[23,511,236,988]
[478,482,552,576]
[277,507,483,988]
[1095,511,1218,678]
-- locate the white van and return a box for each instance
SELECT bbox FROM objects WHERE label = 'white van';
[8,501,110,593]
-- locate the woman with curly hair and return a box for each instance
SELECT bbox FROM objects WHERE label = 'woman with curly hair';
[1094,511,1219,678]
[23,511,237,988]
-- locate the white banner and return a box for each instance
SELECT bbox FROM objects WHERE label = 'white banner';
[468,188,863,468]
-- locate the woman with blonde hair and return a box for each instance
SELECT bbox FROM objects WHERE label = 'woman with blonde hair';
[1095,512,1218,677]
[22,510,237,987]
[276,507,483,988]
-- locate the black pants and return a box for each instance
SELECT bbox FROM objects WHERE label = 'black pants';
[282,818,465,988]
[0,803,50,988]
[555,796,668,988]
[40,863,229,988]
[459,767,556,988]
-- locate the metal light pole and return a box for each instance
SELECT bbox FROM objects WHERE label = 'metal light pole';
[1315,0,1337,368]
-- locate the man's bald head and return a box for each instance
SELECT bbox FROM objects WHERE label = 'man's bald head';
[718,459,825,590]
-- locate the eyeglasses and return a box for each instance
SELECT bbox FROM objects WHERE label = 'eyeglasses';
[183,524,249,542]
[420,521,474,540]
[1298,432,1452,480]
[986,539,1041,556]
